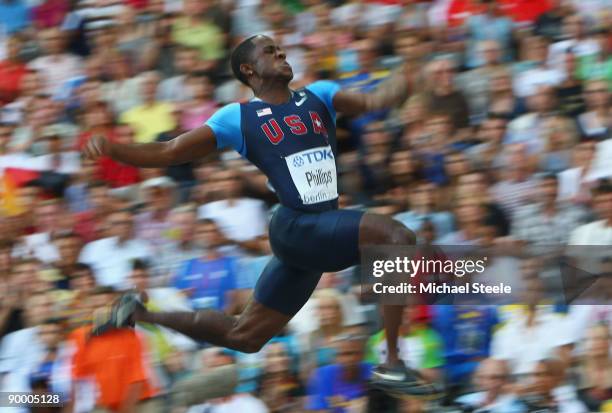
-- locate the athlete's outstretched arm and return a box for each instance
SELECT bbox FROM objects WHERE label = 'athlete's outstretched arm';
[332,64,412,116]
[83,126,217,167]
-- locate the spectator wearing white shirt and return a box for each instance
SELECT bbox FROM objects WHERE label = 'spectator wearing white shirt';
[21,199,66,264]
[514,36,565,99]
[33,125,81,175]
[491,277,574,376]
[78,208,153,289]
[455,359,525,413]
[0,292,54,413]
[568,179,612,245]
[557,141,597,204]
[198,169,269,255]
[547,14,600,76]
[28,27,83,96]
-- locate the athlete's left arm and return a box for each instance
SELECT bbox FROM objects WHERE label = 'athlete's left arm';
[331,64,413,116]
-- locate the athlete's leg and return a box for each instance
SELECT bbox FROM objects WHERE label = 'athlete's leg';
[358,213,416,367]
[99,256,321,353]
[135,297,290,353]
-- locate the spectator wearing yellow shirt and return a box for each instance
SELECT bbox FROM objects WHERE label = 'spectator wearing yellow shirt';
[171,0,225,73]
[120,72,176,143]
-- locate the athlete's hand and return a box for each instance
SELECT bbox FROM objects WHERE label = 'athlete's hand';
[83,135,111,160]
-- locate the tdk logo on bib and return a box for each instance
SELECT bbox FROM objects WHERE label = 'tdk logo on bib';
[285,146,338,205]
[292,148,334,168]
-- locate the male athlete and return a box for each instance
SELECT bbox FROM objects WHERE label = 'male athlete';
[84,35,440,397]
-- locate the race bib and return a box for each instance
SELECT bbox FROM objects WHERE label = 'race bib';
[285,146,338,205]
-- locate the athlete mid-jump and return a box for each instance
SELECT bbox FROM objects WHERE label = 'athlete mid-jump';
[84,34,440,397]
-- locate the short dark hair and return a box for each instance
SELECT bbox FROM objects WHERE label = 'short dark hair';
[131,258,149,271]
[74,262,93,273]
[231,35,259,86]
[594,179,612,195]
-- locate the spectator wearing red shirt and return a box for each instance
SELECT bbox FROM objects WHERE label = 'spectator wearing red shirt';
[75,102,140,188]
[0,34,27,105]
[32,0,69,29]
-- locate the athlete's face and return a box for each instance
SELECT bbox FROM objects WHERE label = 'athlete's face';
[247,36,293,83]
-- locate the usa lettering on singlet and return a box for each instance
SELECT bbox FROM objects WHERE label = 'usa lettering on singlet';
[205,80,342,212]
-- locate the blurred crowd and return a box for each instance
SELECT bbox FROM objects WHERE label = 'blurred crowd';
[1,0,612,411]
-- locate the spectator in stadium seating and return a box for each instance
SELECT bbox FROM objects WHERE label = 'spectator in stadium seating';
[577,28,612,86]
[577,79,611,141]
[63,263,97,330]
[73,180,113,243]
[101,52,144,115]
[507,85,561,155]
[179,73,218,131]
[22,199,65,264]
[306,334,372,412]
[78,208,153,289]
[336,38,390,149]
[96,123,142,188]
[301,288,353,372]
[135,176,177,255]
[198,169,269,255]
[28,28,83,96]
[432,305,499,389]
[490,143,538,219]
[0,34,27,106]
[491,277,574,375]
[512,173,587,244]
[156,46,199,103]
[539,116,579,173]
[0,292,55,404]
[464,0,513,69]
[487,68,526,121]
[153,204,202,285]
[514,36,565,100]
[548,14,600,74]
[437,195,485,245]
[534,0,571,41]
[569,179,612,244]
[32,0,69,32]
[51,231,82,288]
[424,58,470,130]
[69,289,162,413]
[257,341,305,413]
[458,40,507,121]
[455,358,525,412]
[394,180,454,242]
[28,317,70,405]
[36,126,81,174]
[558,140,597,204]
[576,323,612,411]
[120,71,176,143]
[518,358,587,413]
[171,0,224,73]
[557,53,587,118]
[172,218,240,313]
[365,305,443,382]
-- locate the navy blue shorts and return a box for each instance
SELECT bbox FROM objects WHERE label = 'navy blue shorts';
[253,205,365,315]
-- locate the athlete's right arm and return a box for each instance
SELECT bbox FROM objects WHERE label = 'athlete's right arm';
[83,125,217,167]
